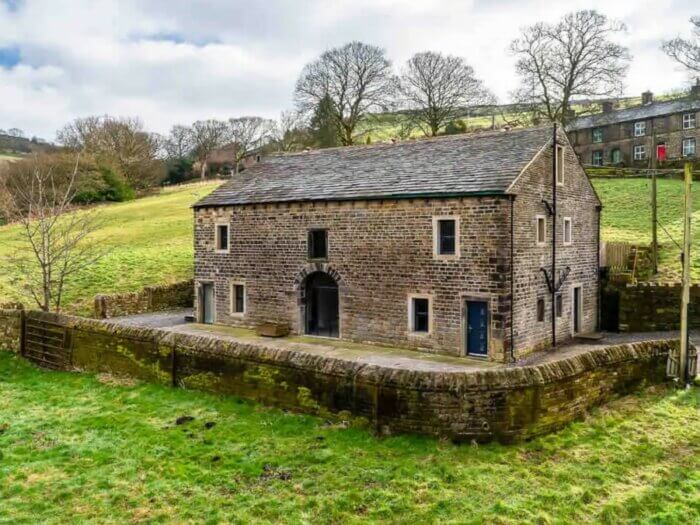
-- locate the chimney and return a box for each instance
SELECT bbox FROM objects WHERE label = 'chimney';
[691,78,700,99]
[601,101,614,113]
[642,91,654,105]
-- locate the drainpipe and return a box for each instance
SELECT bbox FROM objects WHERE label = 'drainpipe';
[510,195,516,362]
[552,124,557,348]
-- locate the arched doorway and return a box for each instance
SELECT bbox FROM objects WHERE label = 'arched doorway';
[305,272,339,337]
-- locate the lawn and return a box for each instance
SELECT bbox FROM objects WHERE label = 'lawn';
[591,177,700,281]
[0,181,220,314]
[0,352,697,524]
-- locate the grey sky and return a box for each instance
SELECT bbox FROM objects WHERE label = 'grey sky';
[0,0,697,139]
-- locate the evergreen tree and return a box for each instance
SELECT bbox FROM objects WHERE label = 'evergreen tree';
[310,94,340,148]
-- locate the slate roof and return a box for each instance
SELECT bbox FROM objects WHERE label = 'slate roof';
[567,98,700,131]
[194,126,554,207]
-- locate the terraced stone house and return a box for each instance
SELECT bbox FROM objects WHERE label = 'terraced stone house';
[193,126,601,362]
[568,82,700,167]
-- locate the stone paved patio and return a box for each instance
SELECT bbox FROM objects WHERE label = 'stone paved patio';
[107,309,699,373]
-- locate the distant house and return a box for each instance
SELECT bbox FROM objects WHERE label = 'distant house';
[192,127,601,362]
[568,81,700,167]
[197,143,260,177]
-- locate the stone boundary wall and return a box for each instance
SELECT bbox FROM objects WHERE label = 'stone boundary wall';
[2,310,677,443]
[0,308,22,354]
[94,280,194,319]
[613,282,700,332]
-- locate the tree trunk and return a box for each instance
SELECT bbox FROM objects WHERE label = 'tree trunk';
[200,160,207,180]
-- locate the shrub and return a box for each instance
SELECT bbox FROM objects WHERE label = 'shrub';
[444,119,468,135]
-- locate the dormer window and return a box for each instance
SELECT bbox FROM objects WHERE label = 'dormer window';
[634,121,646,137]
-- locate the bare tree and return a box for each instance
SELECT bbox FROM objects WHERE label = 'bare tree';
[295,41,398,146]
[274,111,309,152]
[57,116,164,189]
[510,10,631,125]
[663,16,700,73]
[399,51,494,136]
[227,116,277,172]
[188,119,229,179]
[1,156,106,312]
[164,124,194,160]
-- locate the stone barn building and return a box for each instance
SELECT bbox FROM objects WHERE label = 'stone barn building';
[193,126,601,362]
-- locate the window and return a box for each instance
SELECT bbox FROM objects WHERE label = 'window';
[215,224,229,252]
[536,216,546,245]
[633,145,646,161]
[556,145,564,185]
[536,298,545,322]
[433,217,460,259]
[591,150,604,166]
[230,283,245,314]
[634,121,646,137]
[683,138,696,158]
[683,113,696,130]
[611,148,621,164]
[409,296,431,334]
[308,229,328,260]
[555,294,563,318]
[592,128,603,143]
[563,217,572,246]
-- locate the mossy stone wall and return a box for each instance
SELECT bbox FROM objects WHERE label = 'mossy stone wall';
[8,311,675,443]
[94,280,194,319]
[0,309,22,353]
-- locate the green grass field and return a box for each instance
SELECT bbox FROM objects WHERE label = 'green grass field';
[592,178,700,280]
[0,352,697,524]
[0,182,220,313]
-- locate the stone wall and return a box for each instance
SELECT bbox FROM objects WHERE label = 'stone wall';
[0,308,22,354]
[195,197,513,360]
[509,129,600,356]
[94,280,194,319]
[614,282,700,332]
[4,310,676,443]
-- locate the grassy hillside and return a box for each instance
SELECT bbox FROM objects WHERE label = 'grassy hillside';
[0,177,695,313]
[0,352,697,523]
[0,181,220,313]
[592,178,700,281]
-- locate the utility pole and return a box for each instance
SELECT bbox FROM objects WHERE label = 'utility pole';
[678,161,692,386]
[651,134,658,274]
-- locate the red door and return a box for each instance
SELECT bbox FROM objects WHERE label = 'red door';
[657,144,667,161]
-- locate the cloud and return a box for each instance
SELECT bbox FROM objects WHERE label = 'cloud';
[0,0,696,140]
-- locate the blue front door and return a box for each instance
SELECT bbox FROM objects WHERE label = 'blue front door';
[466,301,488,356]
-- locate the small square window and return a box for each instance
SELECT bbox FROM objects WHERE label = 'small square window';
[216,224,229,252]
[438,219,456,255]
[555,294,563,318]
[556,145,564,185]
[682,113,696,130]
[634,121,646,137]
[308,229,328,260]
[592,128,603,143]
[563,217,572,245]
[231,283,245,314]
[683,138,696,158]
[591,150,603,166]
[411,297,430,333]
[633,145,646,161]
[537,298,545,322]
[536,216,546,245]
